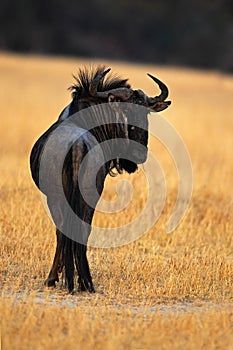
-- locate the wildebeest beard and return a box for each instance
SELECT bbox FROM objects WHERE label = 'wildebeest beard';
[119,159,138,174]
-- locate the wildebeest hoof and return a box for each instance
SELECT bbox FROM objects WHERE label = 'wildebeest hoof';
[68,288,75,295]
[44,276,59,287]
[86,283,95,293]
[78,277,87,292]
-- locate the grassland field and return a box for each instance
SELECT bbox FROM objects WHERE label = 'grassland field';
[0,53,233,349]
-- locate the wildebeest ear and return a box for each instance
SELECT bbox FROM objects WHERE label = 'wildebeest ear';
[151,101,171,112]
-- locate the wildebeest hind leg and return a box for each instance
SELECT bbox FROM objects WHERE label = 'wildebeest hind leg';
[44,229,64,287]
[74,242,95,293]
[74,248,86,292]
[64,236,75,293]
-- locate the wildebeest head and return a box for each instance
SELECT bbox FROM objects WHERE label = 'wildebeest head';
[70,67,171,174]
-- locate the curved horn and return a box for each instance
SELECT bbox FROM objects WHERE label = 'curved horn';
[146,73,169,104]
[89,68,111,97]
[89,68,133,100]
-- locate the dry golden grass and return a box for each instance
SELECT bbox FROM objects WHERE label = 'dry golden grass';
[0,53,233,349]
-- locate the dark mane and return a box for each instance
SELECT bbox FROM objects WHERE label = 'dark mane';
[69,66,130,98]
[68,66,137,176]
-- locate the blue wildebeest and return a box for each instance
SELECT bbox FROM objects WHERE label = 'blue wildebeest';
[30,67,171,293]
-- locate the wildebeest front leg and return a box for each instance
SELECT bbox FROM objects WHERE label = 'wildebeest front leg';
[44,229,64,287]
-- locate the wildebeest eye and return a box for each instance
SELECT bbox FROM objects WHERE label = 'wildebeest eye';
[130,126,135,130]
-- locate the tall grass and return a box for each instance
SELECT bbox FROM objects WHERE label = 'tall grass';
[0,53,232,349]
